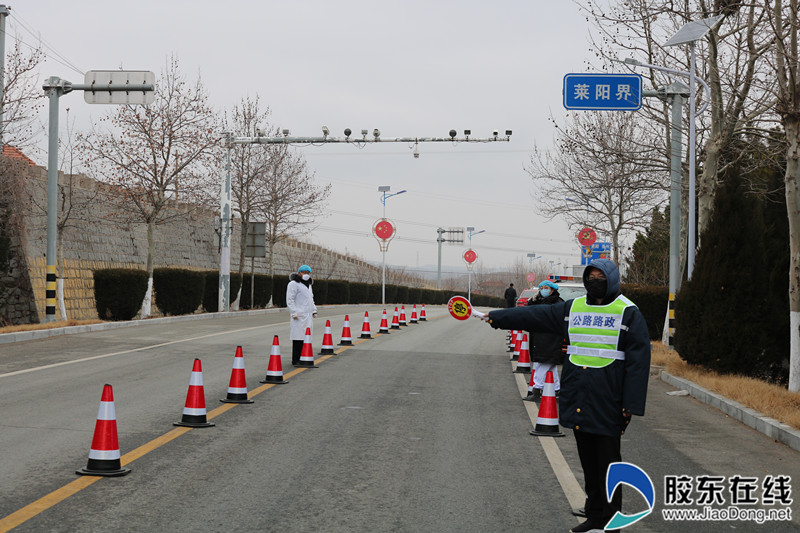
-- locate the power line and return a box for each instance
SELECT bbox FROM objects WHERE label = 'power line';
[10,10,85,76]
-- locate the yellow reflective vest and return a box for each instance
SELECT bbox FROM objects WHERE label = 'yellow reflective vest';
[567,295,636,368]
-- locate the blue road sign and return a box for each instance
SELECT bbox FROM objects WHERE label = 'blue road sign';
[563,73,642,111]
[581,242,612,266]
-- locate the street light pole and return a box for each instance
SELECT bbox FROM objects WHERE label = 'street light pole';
[466,227,485,301]
[379,186,406,305]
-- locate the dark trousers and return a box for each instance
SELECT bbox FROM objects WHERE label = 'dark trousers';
[574,430,622,526]
[292,340,303,364]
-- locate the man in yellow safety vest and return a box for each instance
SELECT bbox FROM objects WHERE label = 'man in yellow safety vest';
[484,259,651,533]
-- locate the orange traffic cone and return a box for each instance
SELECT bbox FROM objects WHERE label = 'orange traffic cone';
[409,304,418,324]
[523,369,538,402]
[391,307,401,329]
[512,330,523,361]
[399,306,407,326]
[529,371,564,437]
[298,328,319,368]
[514,334,532,373]
[339,315,353,346]
[419,304,427,321]
[379,310,390,334]
[174,359,215,428]
[76,384,131,477]
[261,335,288,384]
[221,346,254,404]
[360,312,372,339]
[320,320,335,354]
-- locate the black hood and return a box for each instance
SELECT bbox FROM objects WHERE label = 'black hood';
[582,258,620,303]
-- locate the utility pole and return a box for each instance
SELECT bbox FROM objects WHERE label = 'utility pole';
[0,5,9,147]
[436,227,465,289]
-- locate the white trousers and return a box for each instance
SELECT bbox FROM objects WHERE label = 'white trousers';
[532,363,560,391]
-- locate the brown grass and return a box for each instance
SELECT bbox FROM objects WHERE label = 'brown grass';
[652,342,800,431]
[0,319,103,334]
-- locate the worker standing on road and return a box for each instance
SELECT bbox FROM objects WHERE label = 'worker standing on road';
[286,264,317,366]
[525,279,565,401]
[483,259,651,533]
[504,283,517,308]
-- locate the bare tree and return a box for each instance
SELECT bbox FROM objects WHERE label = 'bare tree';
[527,111,667,262]
[1,32,44,150]
[81,57,219,318]
[767,0,800,391]
[260,145,330,277]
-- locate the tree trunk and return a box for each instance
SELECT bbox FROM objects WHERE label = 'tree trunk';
[786,119,800,391]
[140,220,156,319]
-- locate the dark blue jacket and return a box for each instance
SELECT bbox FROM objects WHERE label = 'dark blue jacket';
[488,259,651,436]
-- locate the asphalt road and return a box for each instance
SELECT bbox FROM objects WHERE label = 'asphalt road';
[0,306,798,532]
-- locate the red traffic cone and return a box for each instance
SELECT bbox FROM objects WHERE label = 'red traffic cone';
[320,320,335,354]
[299,328,319,368]
[513,330,523,360]
[261,335,289,384]
[399,306,407,326]
[379,310,390,334]
[523,369,538,402]
[419,304,427,321]
[391,307,401,329]
[360,312,372,339]
[221,346,254,404]
[514,334,532,373]
[76,384,131,477]
[508,330,516,352]
[338,315,353,346]
[529,371,564,437]
[174,359,215,428]
[409,304,418,324]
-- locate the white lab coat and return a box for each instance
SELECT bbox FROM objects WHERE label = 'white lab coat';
[286,275,317,341]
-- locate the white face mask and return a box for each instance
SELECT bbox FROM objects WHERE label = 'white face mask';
[301,274,310,281]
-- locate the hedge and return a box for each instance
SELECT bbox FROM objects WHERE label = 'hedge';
[620,284,668,340]
[154,268,205,316]
[202,271,243,312]
[239,273,273,309]
[93,268,149,321]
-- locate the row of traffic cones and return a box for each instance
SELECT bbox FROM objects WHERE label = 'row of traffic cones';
[76,305,430,477]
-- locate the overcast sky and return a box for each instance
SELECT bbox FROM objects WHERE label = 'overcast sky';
[16,1,607,275]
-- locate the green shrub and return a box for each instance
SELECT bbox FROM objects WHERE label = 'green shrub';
[202,271,243,312]
[154,268,205,316]
[395,285,409,304]
[620,284,668,340]
[367,284,381,303]
[326,280,350,304]
[349,282,369,304]
[313,279,328,305]
[93,268,148,321]
[240,274,273,309]
[272,275,290,307]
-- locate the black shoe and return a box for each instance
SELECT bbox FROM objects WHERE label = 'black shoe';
[291,362,300,367]
[569,519,604,533]
[531,389,542,401]
[571,507,586,518]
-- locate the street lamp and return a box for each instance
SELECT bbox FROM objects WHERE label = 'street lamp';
[379,186,406,305]
[466,227,485,301]
[624,15,720,281]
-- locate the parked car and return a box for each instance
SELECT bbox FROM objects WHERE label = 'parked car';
[516,282,586,306]
[516,288,538,306]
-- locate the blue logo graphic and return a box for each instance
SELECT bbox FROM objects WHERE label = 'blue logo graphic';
[605,462,656,530]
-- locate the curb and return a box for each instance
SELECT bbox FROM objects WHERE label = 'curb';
[0,307,287,345]
[661,371,800,453]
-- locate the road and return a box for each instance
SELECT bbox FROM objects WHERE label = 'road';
[0,305,798,532]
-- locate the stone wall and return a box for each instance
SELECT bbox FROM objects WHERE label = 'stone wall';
[1,160,412,325]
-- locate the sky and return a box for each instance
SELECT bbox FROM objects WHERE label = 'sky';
[15,1,607,276]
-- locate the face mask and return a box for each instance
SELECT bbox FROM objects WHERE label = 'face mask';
[540,288,551,298]
[585,279,607,300]
[301,274,310,281]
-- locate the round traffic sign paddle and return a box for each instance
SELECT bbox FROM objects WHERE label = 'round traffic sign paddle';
[447,296,486,321]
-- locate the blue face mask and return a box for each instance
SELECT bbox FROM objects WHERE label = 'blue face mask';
[540,288,551,298]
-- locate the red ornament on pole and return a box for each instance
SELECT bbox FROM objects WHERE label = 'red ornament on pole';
[373,218,396,251]
[577,227,597,247]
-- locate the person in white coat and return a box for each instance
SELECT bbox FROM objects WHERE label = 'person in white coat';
[286,264,317,365]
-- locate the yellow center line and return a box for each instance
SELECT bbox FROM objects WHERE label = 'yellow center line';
[0,321,416,531]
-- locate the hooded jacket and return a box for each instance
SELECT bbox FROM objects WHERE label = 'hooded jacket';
[287,273,317,341]
[526,290,565,365]
[487,259,651,436]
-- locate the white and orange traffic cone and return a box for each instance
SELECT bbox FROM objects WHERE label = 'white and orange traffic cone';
[523,369,538,402]
[399,306,407,326]
[221,346,254,404]
[514,334,532,373]
[512,330,523,361]
[391,307,401,329]
[320,320,335,354]
[379,310,390,334]
[508,330,516,353]
[261,335,289,384]
[338,315,353,346]
[76,384,131,477]
[529,371,564,437]
[299,328,319,368]
[419,304,427,321]
[174,359,215,428]
[360,312,372,339]
[409,305,418,324]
